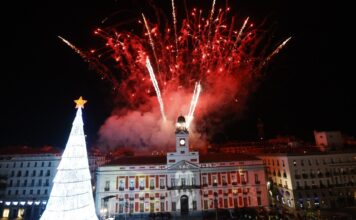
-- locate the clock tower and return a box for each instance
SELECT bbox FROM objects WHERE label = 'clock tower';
[175,115,189,154]
[167,115,199,166]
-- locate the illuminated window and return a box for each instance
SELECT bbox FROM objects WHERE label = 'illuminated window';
[119,179,124,188]
[130,179,134,188]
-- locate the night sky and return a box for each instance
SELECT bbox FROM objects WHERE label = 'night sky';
[1,0,353,149]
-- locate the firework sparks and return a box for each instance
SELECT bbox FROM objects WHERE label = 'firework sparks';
[187,82,202,128]
[66,0,292,150]
[263,36,292,67]
[145,57,166,121]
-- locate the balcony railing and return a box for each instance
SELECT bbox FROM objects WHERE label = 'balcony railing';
[139,186,145,190]
[167,185,200,190]
[119,187,124,191]
[104,187,110,191]
[160,185,165,189]
[129,186,135,191]
[255,181,260,185]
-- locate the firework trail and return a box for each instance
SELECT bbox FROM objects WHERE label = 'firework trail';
[262,37,292,67]
[187,82,202,128]
[64,0,292,151]
[58,36,120,90]
[171,0,178,55]
[145,57,166,121]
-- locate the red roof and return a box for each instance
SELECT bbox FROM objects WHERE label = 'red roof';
[107,155,167,166]
[200,153,259,163]
[0,145,61,156]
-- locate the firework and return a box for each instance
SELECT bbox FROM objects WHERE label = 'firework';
[63,0,291,149]
[145,57,166,121]
[187,82,202,128]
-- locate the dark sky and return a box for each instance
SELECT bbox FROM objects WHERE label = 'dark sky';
[1,0,353,149]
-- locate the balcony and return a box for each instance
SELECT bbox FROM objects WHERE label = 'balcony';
[160,185,165,189]
[283,173,287,178]
[167,185,200,190]
[202,183,208,187]
[149,186,155,190]
[255,181,260,185]
[302,174,308,179]
[212,183,218,187]
[139,186,145,190]
[129,186,135,191]
[232,182,237,186]
[104,187,110,191]
[119,187,124,191]
[222,182,228,186]
[241,181,247,185]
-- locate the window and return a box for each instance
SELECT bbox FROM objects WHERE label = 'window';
[23,190,26,195]
[202,176,207,185]
[140,178,145,189]
[150,179,154,189]
[38,179,42,187]
[27,162,30,167]
[172,202,176,211]
[193,201,197,210]
[223,199,228,208]
[129,179,134,188]
[140,202,144,212]
[20,162,23,168]
[282,160,285,167]
[30,190,33,195]
[8,190,11,195]
[255,173,259,183]
[293,160,297,166]
[204,200,208,209]
[48,162,52,167]
[191,177,196,186]
[34,162,37,167]
[37,189,40,195]
[46,170,50,176]
[39,170,43,176]
[257,197,262,206]
[119,179,125,188]
[45,189,48,195]
[213,176,217,185]
[41,162,45,167]
[45,179,49,186]
[160,202,165,212]
[181,178,186,186]
[32,170,36,176]
[25,170,29,176]
[171,178,176,187]
[24,180,27,187]
[105,181,110,191]
[160,179,165,188]
[222,175,227,185]
[31,179,35,187]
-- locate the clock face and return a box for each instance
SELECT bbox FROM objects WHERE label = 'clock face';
[179,139,186,146]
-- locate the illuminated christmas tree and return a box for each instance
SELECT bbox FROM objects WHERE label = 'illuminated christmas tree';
[40,97,98,220]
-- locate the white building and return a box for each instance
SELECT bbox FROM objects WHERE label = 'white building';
[0,146,107,219]
[259,151,356,211]
[0,148,60,219]
[95,116,268,218]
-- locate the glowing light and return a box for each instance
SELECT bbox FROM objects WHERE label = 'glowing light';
[187,82,202,128]
[40,101,98,220]
[146,57,166,121]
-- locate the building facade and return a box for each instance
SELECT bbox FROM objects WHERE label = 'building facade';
[259,152,356,211]
[95,116,268,218]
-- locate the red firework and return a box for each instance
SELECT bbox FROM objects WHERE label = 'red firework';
[63,0,291,150]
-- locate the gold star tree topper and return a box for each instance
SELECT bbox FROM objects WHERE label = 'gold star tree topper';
[74,96,87,109]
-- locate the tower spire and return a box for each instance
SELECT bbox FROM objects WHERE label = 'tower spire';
[40,97,98,220]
